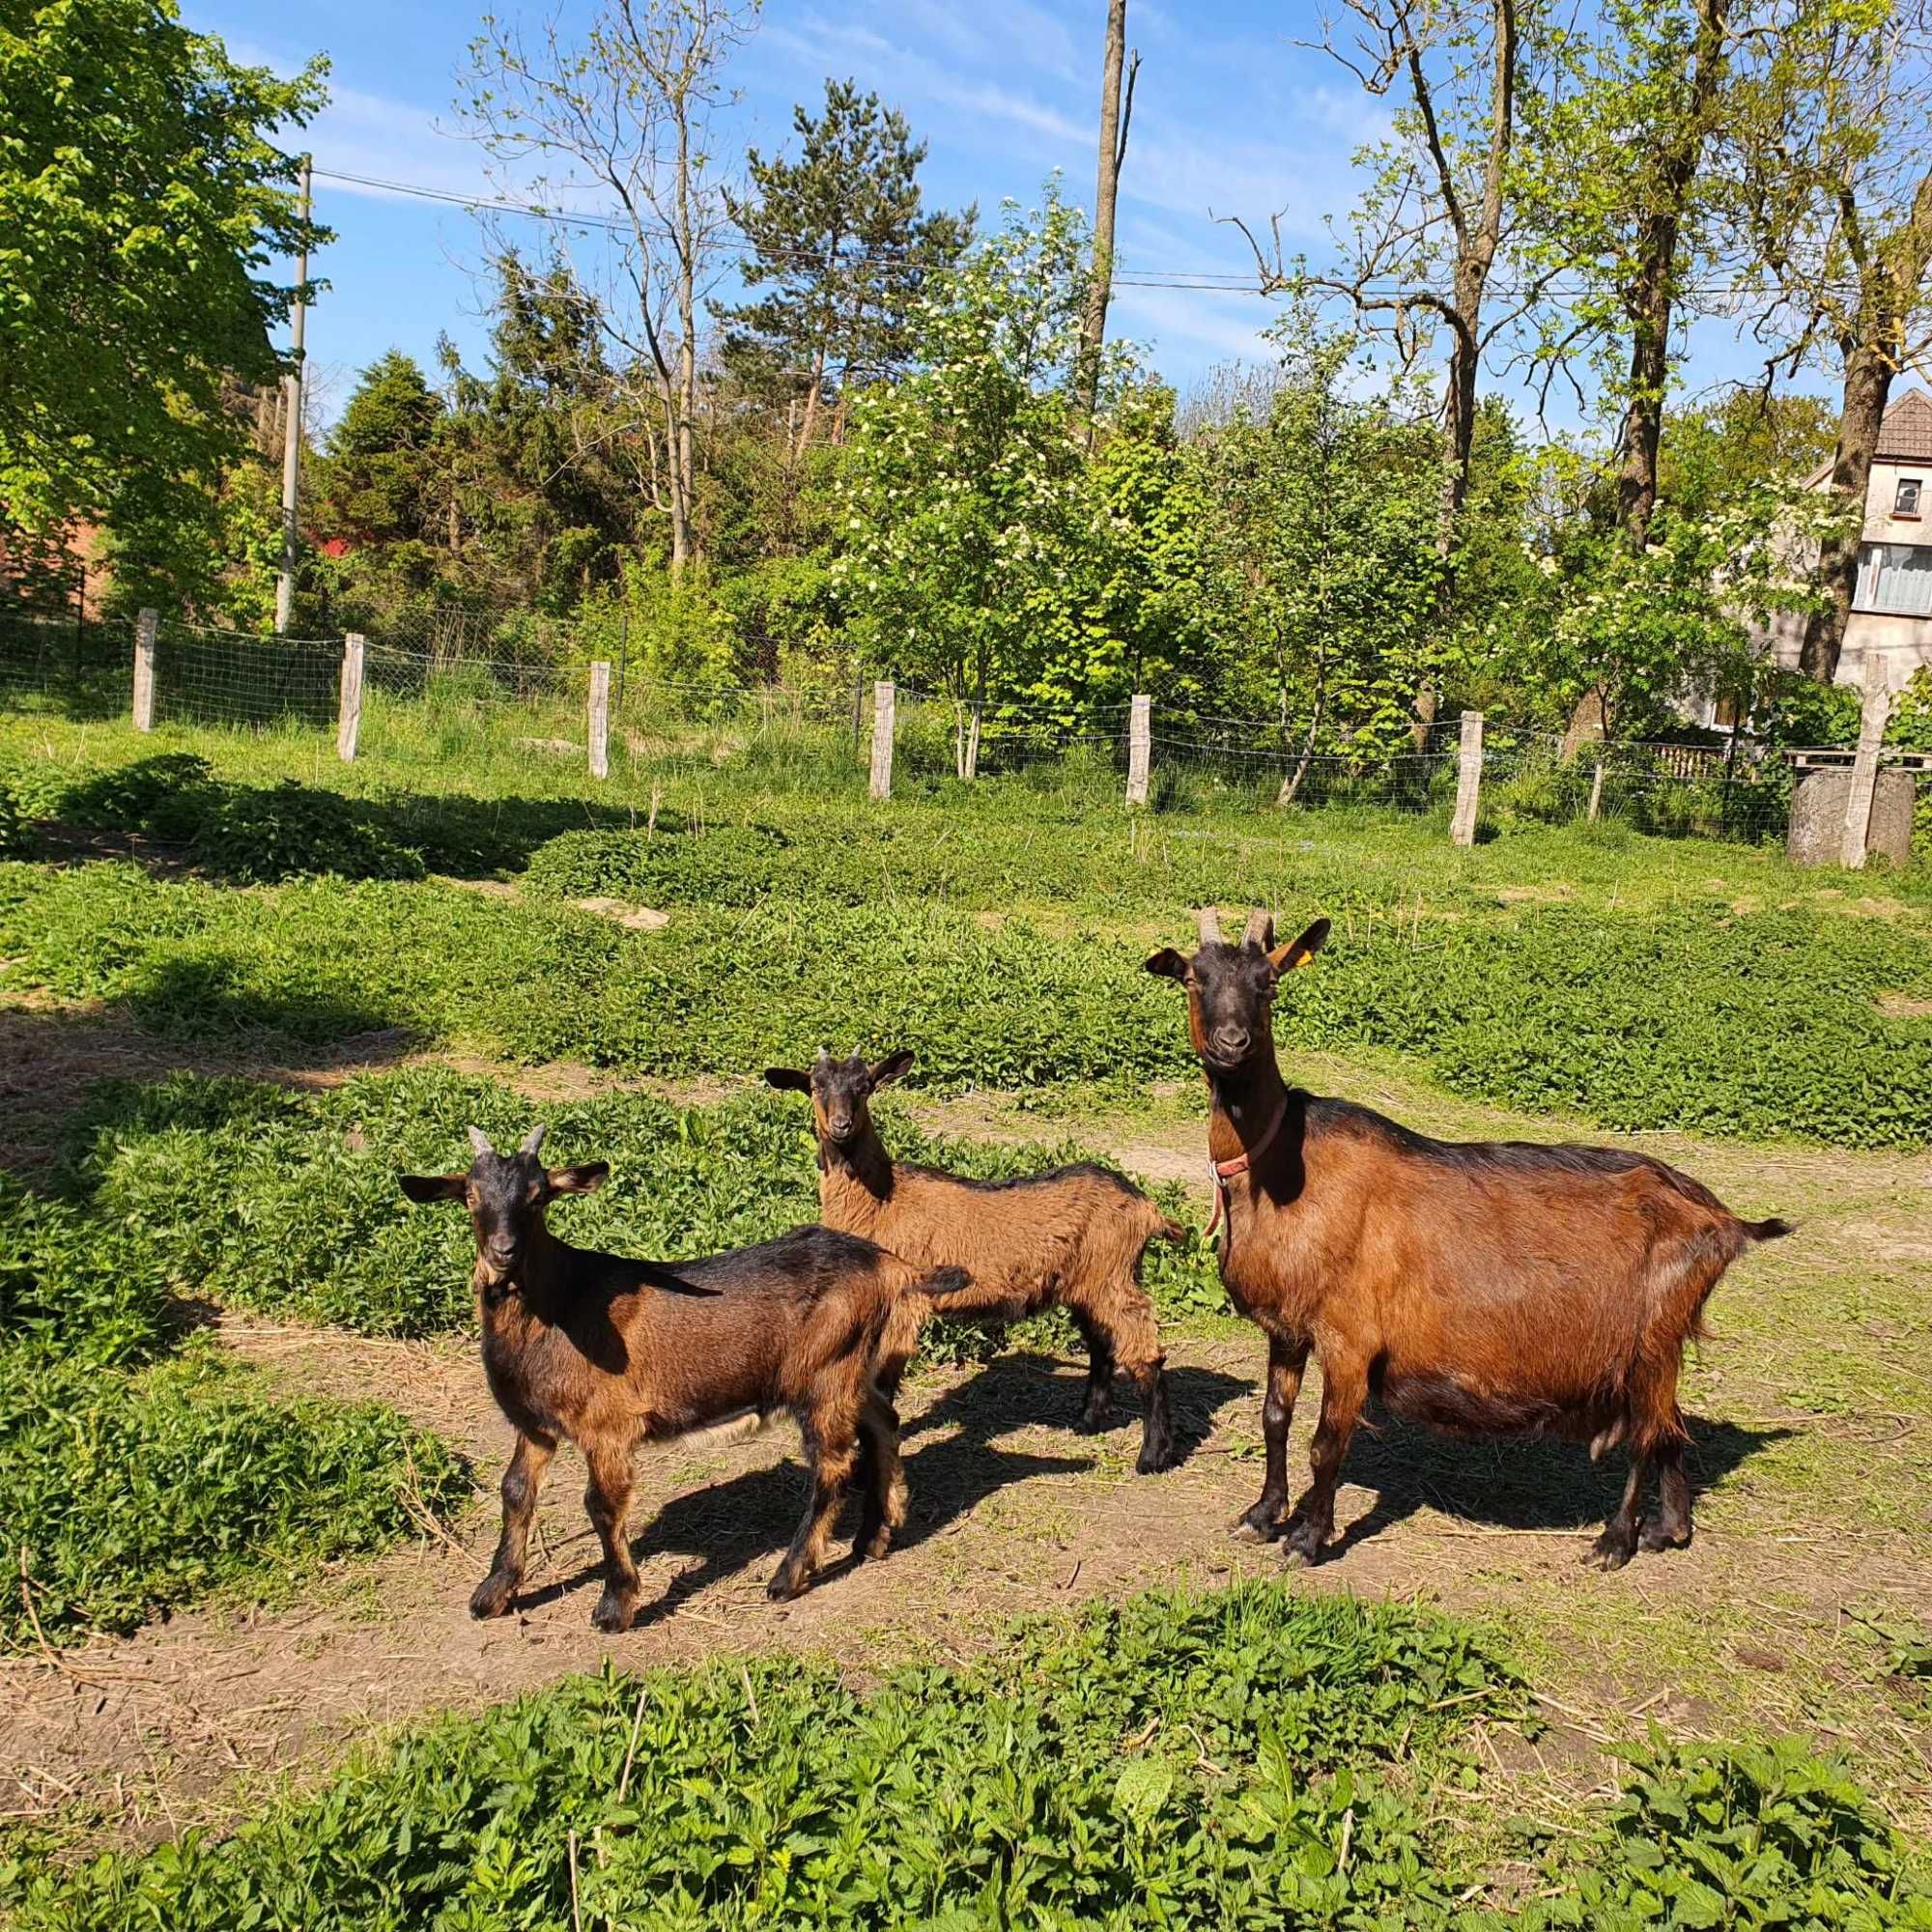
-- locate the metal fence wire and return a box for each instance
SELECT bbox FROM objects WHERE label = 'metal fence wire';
[0,608,1911,853]
[153,621,343,731]
[0,610,133,718]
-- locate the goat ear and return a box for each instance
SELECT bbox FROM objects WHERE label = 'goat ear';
[1267,918,1331,974]
[762,1066,811,1093]
[868,1049,915,1088]
[400,1173,467,1204]
[1144,948,1191,982]
[548,1161,610,1195]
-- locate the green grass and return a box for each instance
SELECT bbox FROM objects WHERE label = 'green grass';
[53,1066,1224,1338]
[0,1178,469,1650]
[7,1581,1924,1931]
[6,851,1928,1147]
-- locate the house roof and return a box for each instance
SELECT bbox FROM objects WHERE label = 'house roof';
[1802,386,1932,487]
[1876,386,1932,463]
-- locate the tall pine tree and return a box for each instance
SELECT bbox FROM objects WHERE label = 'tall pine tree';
[720,80,972,452]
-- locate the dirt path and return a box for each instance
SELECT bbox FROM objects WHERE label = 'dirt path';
[6,1011,1930,1848]
[7,1304,1929,1849]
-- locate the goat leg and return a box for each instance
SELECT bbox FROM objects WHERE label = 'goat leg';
[582,1445,642,1633]
[852,1393,908,1561]
[1069,1309,1118,1433]
[1588,1454,1650,1572]
[470,1432,554,1619]
[771,1414,860,1600]
[1282,1357,1363,1564]
[1639,1442,1692,1553]
[1131,1358,1177,1475]
[1233,1337,1308,1540]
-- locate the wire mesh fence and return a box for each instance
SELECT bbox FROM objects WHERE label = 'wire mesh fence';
[2,604,1911,856]
[0,611,133,718]
[152,621,344,732]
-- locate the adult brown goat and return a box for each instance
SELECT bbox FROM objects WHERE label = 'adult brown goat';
[763,1049,1182,1473]
[401,1124,967,1629]
[1145,908,1792,1570]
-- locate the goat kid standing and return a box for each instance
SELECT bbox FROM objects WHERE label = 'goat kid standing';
[401,1125,968,1629]
[1146,909,1792,1570]
[764,1049,1181,1473]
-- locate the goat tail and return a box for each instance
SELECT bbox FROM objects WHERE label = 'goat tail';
[919,1264,974,1299]
[1150,1212,1187,1245]
[1742,1215,1796,1244]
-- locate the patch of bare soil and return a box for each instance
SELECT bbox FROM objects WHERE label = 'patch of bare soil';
[1877,991,1932,1020]
[6,1309,1928,1851]
[572,895,670,931]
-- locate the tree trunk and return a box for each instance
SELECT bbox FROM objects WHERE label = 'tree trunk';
[1615,0,1726,548]
[1802,161,1932,683]
[1801,340,1890,682]
[1076,0,1131,432]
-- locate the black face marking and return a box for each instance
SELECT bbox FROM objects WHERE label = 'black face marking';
[468,1150,549,1272]
[1187,940,1280,1073]
[810,1054,874,1146]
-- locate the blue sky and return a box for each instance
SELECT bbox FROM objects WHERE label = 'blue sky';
[200,0,1809,433]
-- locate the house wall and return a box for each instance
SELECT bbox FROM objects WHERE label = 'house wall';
[1757,458,1932,692]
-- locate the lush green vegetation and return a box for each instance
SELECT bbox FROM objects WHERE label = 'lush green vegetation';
[0,1177,469,1650]
[10,1581,1926,1930]
[5,801,1927,1148]
[53,1067,1222,1338]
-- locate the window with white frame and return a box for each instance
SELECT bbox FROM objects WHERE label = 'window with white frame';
[1897,476,1923,517]
[1855,542,1932,616]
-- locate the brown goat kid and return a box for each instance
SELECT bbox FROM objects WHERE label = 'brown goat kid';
[764,1049,1182,1474]
[401,1124,967,1629]
[1146,909,1793,1571]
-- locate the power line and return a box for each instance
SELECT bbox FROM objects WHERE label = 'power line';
[310,162,1865,304]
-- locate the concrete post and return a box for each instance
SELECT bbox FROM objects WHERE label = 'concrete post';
[588,660,611,780]
[869,680,895,801]
[131,608,157,731]
[1449,709,1484,847]
[1126,693,1151,806]
[336,634,365,762]
[1839,656,1892,869]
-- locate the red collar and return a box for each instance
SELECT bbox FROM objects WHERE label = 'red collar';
[1206,1100,1284,1250]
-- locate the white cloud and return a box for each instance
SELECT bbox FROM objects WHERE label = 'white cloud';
[1110,281,1282,365]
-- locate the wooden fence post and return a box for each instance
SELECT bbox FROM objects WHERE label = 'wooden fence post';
[336,634,365,762]
[1126,693,1151,806]
[131,608,157,732]
[1449,709,1484,847]
[1839,655,1892,869]
[1586,749,1606,822]
[587,660,611,780]
[869,680,895,801]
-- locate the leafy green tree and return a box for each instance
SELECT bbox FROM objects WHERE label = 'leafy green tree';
[833,188,1109,737]
[720,79,972,450]
[1194,324,1443,797]
[0,0,325,536]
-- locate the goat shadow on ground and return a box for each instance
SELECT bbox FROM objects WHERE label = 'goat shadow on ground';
[1303,1409,1794,1559]
[904,1350,1250,1474]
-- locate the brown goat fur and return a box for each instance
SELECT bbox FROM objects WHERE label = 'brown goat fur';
[1146,907,1793,1570]
[400,1123,965,1629]
[764,1049,1183,1473]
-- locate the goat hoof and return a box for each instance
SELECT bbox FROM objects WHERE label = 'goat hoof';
[1587,1527,1636,1572]
[860,1526,893,1562]
[1638,1517,1691,1555]
[1281,1524,1329,1567]
[1136,1439,1179,1476]
[469,1572,517,1619]
[1229,1505,1282,1543]
[590,1590,636,1633]
[767,1566,808,1602]
[1076,1402,1115,1435]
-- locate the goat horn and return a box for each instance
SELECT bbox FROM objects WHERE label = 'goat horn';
[468,1125,493,1157]
[1242,907,1274,949]
[1197,905,1223,946]
[521,1123,547,1156]
[814,1044,831,1065]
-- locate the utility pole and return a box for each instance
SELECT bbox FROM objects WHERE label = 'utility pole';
[1076,1,1138,436]
[275,155,312,636]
